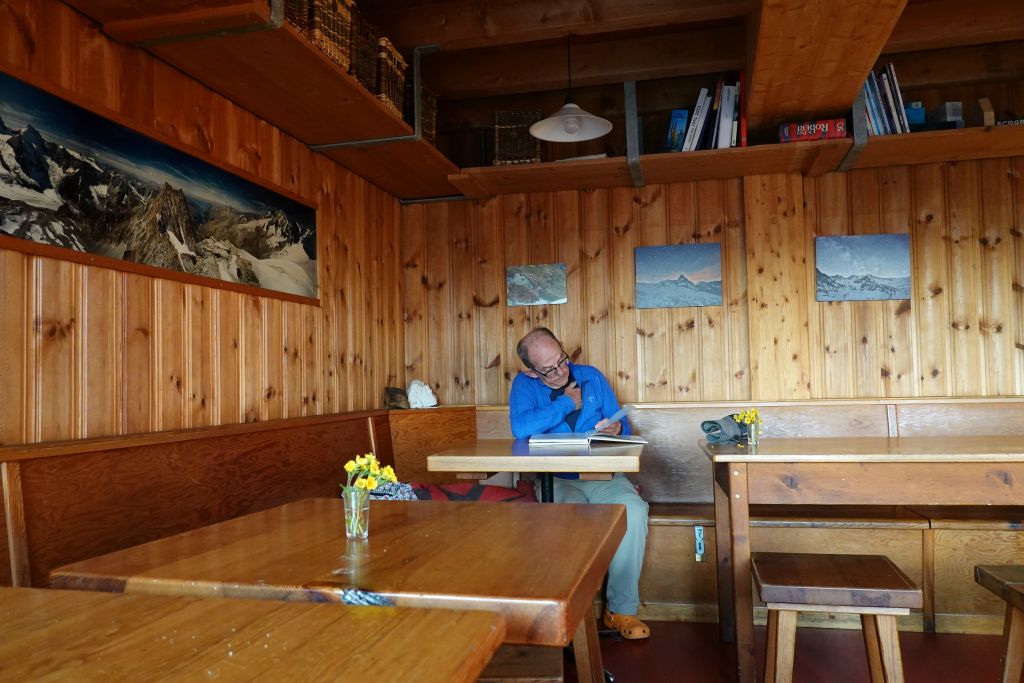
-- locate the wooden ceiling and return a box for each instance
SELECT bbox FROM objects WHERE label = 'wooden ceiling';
[357,0,1024,130]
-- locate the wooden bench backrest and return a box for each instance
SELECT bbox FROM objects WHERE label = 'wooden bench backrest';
[0,412,391,586]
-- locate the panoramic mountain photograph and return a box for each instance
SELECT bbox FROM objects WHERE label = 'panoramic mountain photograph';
[506,263,568,306]
[635,243,723,308]
[0,72,317,298]
[815,233,911,302]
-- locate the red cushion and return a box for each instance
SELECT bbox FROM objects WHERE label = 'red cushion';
[410,481,537,503]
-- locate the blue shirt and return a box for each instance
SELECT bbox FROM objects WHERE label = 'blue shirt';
[509,363,630,478]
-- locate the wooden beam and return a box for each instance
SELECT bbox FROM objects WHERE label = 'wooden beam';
[424,24,745,99]
[886,0,1024,54]
[746,0,907,134]
[62,0,270,43]
[358,0,751,52]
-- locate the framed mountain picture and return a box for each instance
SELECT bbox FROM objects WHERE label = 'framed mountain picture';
[635,243,723,308]
[0,72,317,299]
[815,234,911,302]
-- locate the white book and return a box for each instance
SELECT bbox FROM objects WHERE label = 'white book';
[717,85,737,149]
[682,89,709,152]
[528,432,649,447]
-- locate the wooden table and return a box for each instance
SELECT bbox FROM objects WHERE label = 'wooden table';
[0,585,504,681]
[428,438,643,502]
[50,498,625,683]
[703,435,1024,683]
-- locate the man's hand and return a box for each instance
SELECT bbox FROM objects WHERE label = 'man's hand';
[594,417,622,435]
[564,381,582,410]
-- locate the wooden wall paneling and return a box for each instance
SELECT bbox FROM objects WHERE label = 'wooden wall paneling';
[581,189,613,378]
[16,416,376,586]
[526,193,556,338]
[609,187,640,402]
[346,175,368,409]
[216,291,242,425]
[0,251,26,445]
[240,295,263,422]
[122,273,155,433]
[695,181,728,401]
[911,164,953,396]
[636,185,672,403]
[471,198,505,404]
[401,204,428,393]
[503,194,533,384]
[932,529,1024,619]
[34,257,77,442]
[303,304,322,415]
[1013,158,1024,395]
[743,174,812,400]
[386,193,403,393]
[449,200,476,405]
[0,482,9,586]
[263,297,284,420]
[283,302,304,418]
[722,179,751,401]
[368,185,387,408]
[805,173,855,398]
[155,280,187,431]
[554,190,584,371]
[878,167,919,397]
[424,203,453,402]
[978,158,1017,395]
[946,161,985,395]
[187,285,215,428]
[82,267,120,437]
[895,401,1024,436]
[666,182,702,400]
[848,169,887,398]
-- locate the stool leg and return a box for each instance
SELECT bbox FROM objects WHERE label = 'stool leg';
[765,610,797,683]
[861,614,885,683]
[875,614,905,683]
[1002,604,1024,683]
[765,611,778,683]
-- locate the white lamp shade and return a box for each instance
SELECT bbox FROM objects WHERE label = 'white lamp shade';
[529,102,612,142]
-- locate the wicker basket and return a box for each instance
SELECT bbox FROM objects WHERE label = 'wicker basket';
[349,7,380,93]
[376,38,406,117]
[307,0,353,72]
[284,0,311,32]
[493,111,542,165]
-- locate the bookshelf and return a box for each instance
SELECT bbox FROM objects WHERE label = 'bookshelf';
[849,125,1024,169]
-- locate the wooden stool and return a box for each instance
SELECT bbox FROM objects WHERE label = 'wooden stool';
[975,565,1024,683]
[752,552,922,683]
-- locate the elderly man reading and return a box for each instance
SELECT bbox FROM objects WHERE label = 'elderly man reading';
[509,327,651,639]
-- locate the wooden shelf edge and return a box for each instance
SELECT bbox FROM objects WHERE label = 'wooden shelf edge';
[850,125,1024,169]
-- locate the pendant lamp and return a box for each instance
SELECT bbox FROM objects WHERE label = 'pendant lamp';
[529,36,612,143]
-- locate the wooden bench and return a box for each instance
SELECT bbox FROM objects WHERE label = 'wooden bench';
[975,565,1024,683]
[753,552,922,683]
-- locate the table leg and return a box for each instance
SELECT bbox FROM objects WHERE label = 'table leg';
[714,462,736,643]
[538,473,555,503]
[727,462,755,683]
[572,609,604,683]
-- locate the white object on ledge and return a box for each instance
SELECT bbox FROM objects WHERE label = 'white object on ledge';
[407,380,438,408]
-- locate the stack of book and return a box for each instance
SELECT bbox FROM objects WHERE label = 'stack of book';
[862,63,909,136]
[666,76,746,152]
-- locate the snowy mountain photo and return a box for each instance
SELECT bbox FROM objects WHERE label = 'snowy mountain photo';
[0,72,317,298]
[635,243,723,308]
[506,263,568,306]
[815,234,910,302]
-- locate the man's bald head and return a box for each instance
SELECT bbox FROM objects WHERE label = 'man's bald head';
[517,327,560,369]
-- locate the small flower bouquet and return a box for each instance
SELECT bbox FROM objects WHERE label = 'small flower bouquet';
[340,453,397,539]
[734,408,763,445]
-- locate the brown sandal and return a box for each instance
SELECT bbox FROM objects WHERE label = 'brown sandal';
[603,609,651,640]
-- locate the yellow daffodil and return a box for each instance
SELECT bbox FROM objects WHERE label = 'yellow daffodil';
[355,478,367,489]
[365,476,378,490]
[344,461,356,473]
[370,462,380,475]
[383,465,396,483]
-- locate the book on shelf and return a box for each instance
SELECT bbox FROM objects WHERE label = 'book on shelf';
[682,88,709,151]
[716,84,737,149]
[778,118,848,142]
[704,80,724,151]
[738,72,747,147]
[666,109,689,152]
[863,63,910,137]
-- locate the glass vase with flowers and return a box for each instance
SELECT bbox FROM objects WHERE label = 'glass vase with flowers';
[734,408,763,446]
[340,453,397,540]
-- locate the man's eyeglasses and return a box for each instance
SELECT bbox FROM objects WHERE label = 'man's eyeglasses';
[535,355,569,377]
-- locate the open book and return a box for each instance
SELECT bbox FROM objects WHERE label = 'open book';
[528,406,648,447]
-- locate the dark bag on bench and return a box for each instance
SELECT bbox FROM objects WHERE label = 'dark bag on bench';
[701,414,748,443]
